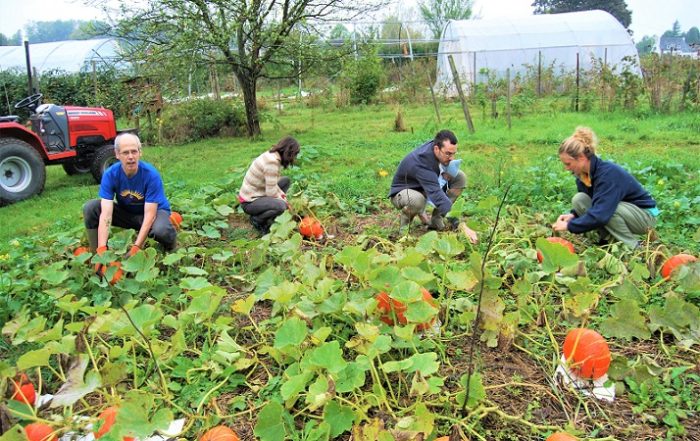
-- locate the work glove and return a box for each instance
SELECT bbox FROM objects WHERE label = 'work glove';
[94,245,109,277]
[127,244,141,257]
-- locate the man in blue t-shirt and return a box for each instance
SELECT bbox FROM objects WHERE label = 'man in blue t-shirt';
[83,133,177,255]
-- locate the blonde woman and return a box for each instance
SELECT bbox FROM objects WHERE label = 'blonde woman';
[552,127,658,248]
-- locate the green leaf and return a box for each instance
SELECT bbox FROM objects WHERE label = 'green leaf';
[446,269,479,292]
[368,266,401,292]
[416,231,439,255]
[179,277,212,290]
[400,266,434,285]
[456,372,486,409]
[335,362,367,393]
[180,266,209,276]
[434,236,464,259]
[611,279,647,303]
[117,398,173,439]
[38,261,69,285]
[323,400,355,438]
[308,341,347,374]
[404,301,438,325]
[648,293,700,343]
[406,352,439,375]
[280,372,313,401]
[600,299,651,341]
[254,401,287,441]
[536,238,578,272]
[216,204,235,216]
[183,286,225,322]
[336,246,371,278]
[305,375,331,410]
[231,294,255,315]
[0,425,26,441]
[390,281,422,304]
[122,248,159,282]
[274,317,308,348]
[16,347,52,369]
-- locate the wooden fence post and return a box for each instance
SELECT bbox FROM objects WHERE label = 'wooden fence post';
[426,71,442,124]
[447,54,475,133]
[506,68,512,130]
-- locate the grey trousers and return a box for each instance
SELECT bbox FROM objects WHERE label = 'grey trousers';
[572,192,656,248]
[83,199,177,250]
[391,171,466,229]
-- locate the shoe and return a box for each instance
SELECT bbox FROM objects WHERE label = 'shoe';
[429,215,445,231]
[249,217,265,234]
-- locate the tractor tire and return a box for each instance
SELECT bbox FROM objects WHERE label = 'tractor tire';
[62,157,92,175]
[91,144,116,183]
[0,138,46,206]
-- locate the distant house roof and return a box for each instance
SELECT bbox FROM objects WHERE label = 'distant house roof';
[659,36,693,53]
[0,39,124,74]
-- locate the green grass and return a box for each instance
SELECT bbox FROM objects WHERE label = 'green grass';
[1,101,698,248]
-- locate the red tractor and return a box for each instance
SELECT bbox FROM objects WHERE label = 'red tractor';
[0,93,128,206]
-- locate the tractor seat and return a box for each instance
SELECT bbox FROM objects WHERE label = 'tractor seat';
[0,115,21,123]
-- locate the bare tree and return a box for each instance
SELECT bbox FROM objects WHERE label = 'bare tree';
[112,0,386,137]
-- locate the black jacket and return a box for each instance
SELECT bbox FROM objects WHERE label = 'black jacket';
[568,155,656,233]
[389,141,452,216]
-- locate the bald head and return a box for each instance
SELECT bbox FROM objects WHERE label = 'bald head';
[115,133,142,154]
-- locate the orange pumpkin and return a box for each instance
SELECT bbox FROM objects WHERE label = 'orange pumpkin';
[299,216,324,239]
[94,406,135,441]
[169,211,183,230]
[376,288,437,330]
[537,237,575,263]
[562,328,611,380]
[200,425,240,441]
[73,246,89,257]
[97,261,123,285]
[660,253,697,279]
[546,433,577,441]
[11,373,36,405]
[25,423,56,441]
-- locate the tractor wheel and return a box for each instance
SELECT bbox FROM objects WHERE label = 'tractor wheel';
[91,144,116,183]
[0,138,46,206]
[62,157,92,175]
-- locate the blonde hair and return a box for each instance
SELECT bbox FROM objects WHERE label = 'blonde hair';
[558,126,598,158]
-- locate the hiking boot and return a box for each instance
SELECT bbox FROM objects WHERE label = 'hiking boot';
[429,214,445,231]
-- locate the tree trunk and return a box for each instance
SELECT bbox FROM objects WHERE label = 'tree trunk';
[236,71,261,137]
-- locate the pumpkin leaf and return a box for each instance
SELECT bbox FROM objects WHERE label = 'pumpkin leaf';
[600,299,651,341]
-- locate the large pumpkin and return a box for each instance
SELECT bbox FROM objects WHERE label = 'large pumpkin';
[546,433,577,441]
[562,328,611,380]
[94,406,135,441]
[376,288,437,330]
[200,425,240,441]
[299,216,324,239]
[537,237,575,263]
[660,253,696,279]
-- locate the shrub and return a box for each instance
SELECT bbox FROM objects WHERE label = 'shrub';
[158,98,246,144]
[343,49,384,105]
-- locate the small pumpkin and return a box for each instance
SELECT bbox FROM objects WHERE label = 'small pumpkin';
[376,288,437,330]
[562,328,611,380]
[299,216,324,239]
[73,246,89,257]
[97,261,123,285]
[546,433,577,441]
[25,423,56,441]
[200,425,240,441]
[537,237,575,263]
[94,406,135,441]
[11,373,36,405]
[660,253,697,279]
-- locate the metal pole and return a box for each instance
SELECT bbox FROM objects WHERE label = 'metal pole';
[24,40,33,95]
[537,50,542,96]
[506,68,511,130]
[575,52,580,112]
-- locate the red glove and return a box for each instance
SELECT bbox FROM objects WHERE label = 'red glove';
[94,246,109,276]
[128,244,141,257]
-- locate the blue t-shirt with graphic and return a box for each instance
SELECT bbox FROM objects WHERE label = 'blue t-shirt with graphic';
[99,161,171,214]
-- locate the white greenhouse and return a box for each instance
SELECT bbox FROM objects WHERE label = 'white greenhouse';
[435,10,641,95]
[0,39,123,74]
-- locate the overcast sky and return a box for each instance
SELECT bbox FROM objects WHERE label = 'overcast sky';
[0,0,698,41]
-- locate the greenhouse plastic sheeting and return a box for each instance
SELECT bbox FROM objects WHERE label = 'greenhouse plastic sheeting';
[435,10,640,95]
[0,39,122,74]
